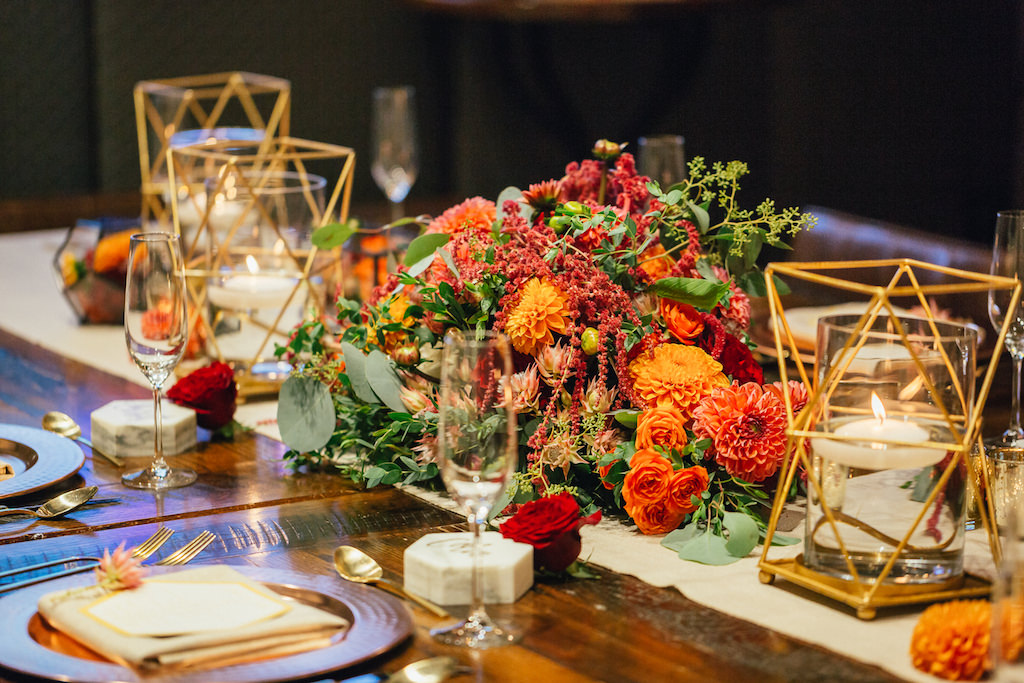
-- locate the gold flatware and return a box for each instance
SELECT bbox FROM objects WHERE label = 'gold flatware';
[41,411,124,467]
[0,526,174,594]
[388,656,466,683]
[154,531,216,566]
[0,486,97,520]
[333,545,449,618]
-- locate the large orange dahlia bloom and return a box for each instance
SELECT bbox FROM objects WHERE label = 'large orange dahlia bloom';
[505,278,571,356]
[629,344,728,418]
[910,600,991,681]
[425,196,496,236]
[692,382,787,483]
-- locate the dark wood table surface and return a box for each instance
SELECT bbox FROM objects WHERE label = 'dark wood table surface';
[0,326,911,682]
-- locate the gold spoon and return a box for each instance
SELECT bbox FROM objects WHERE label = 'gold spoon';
[0,485,98,519]
[41,411,123,467]
[388,657,465,683]
[333,545,450,618]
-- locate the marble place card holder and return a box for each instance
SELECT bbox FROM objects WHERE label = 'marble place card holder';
[91,400,197,458]
[404,532,533,605]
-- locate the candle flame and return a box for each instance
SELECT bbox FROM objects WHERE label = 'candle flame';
[244,255,260,275]
[870,392,886,423]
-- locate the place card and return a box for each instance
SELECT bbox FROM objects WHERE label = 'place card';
[91,399,197,457]
[404,531,533,605]
[84,580,290,636]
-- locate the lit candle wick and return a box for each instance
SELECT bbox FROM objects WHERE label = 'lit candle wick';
[871,391,886,426]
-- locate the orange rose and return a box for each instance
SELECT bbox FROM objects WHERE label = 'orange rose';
[628,500,687,535]
[659,298,704,344]
[667,465,709,515]
[621,449,673,509]
[635,406,688,453]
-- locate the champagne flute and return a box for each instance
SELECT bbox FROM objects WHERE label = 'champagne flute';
[371,85,418,224]
[991,210,1024,446]
[122,232,197,489]
[431,330,519,648]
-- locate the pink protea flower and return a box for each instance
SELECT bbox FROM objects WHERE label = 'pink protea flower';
[536,340,575,387]
[400,385,434,415]
[508,365,542,413]
[692,382,788,483]
[582,377,616,416]
[413,433,438,465]
[586,427,624,458]
[538,429,585,474]
[94,542,145,590]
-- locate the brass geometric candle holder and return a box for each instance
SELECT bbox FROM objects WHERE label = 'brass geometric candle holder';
[134,71,291,228]
[167,136,355,395]
[758,258,1020,619]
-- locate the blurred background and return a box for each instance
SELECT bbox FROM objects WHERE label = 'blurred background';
[0,0,1021,242]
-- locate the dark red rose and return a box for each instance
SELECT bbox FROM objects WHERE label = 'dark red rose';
[499,492,601,572]
[696,314,763,385]
[167,361,238,430]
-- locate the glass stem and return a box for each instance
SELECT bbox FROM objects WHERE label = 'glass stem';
[390,200,403,224]
[151,385,169,479]
[468,513,487,622]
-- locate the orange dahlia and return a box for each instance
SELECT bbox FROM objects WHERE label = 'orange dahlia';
[910,600,990,681]
[628,344,728,418]
[505,278,571,356]
[637,243,675,282]
[425,197,496,236]
[692,382,788,483]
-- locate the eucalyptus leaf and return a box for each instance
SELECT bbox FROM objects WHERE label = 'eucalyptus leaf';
[312,220,358,250]
[340,342,379,404]
[661,523,703,552]
[497,186,534,224]
[365,349,407,412]
[722,511,759,557]
[437,247,460,278]
[688,201,710,233]
[675,528,738,565]
[612,409,640,429]
[277,375,336,453]
[770,533,801,547]
[403,233,450,267]
[652,277,731,309]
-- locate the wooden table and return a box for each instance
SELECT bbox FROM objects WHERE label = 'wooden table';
[0,327,907,682]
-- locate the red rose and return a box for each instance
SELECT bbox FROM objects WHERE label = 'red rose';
[167,361,238,431]
[500,492,602,572]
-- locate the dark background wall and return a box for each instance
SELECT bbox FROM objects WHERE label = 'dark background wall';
[0,0,1021,244]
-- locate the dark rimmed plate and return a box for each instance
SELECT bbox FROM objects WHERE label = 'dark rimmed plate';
[0,564,414,683]
[0,425,85,501]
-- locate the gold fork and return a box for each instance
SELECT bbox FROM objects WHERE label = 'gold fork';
[0,526,175,594]
[154,531,216,566]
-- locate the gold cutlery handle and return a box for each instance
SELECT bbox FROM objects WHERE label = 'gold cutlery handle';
[378,578,449,618]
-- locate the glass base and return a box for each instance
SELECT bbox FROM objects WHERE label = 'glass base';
[122,466,197,489]
[431,613,518,649]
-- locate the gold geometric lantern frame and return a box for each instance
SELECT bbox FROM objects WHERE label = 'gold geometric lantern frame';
[134,71,291,227]
[167,136,355,392]
[757,258,1020,619]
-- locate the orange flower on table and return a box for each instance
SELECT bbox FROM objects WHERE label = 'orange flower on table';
[628,343,728,419]
[910,600,991,681]
[621,448,673,510]
[659,298,704,344]
[635,406,688,453]
[692,382,788,483]
[637,243,674,282]
[92,231,134,274]
[425,196,496,236]
[667,466,709,515]
[505,278,570,356]
[628,500,687,535]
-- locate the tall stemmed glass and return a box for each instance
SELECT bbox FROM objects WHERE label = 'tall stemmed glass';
[431,330,519,648]
[371,85,418,224]
[122,232,197,489]
[990,210,1024,445]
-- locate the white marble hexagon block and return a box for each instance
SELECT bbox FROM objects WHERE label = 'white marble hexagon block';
[91,399,197,458]
[404,531,533,606]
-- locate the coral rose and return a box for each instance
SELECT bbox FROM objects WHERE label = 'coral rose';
[635,406,688,453]
[499,492,601,572]
[667,466,709,515]
[628,500,687,535]
[659,298,704,344]
[621,449,673,509]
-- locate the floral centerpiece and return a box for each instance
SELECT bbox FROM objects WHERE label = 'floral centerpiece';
[277,140,815,565]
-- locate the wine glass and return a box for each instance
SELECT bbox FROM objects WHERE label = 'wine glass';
[990,210,1024,446]
[122,232,197,489]
[431,330,519,648]
[371,85,418,223]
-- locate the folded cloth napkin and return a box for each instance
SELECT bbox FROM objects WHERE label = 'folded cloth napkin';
[0,462,12,481]
[38,565,349,671]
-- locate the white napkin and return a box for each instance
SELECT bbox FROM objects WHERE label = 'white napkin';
[38,565,349,671]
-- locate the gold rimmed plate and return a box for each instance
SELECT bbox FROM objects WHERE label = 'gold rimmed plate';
[0,565,413,683]
[0,425,85,501]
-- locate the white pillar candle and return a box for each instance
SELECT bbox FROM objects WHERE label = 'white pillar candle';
[207,274,298,311]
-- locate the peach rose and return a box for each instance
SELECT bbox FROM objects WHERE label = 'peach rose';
[659,298,704,344]
[621,449,673,508]
[667,465,709,515]
[635,406,688,453]
[628,500,687,535]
